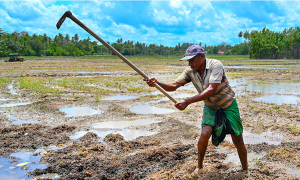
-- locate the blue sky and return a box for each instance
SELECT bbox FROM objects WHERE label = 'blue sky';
[0,0,300,47]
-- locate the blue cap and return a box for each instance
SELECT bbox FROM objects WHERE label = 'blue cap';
[180,45,205,61]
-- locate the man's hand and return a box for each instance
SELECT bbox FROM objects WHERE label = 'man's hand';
[144,78,157,87]
[175,99,189,110]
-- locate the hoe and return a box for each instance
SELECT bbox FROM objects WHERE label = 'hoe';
[56,11,177,104]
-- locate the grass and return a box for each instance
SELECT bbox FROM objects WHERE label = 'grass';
[288,124,299,134]
[1,55,300,100]
[0,78,11,88]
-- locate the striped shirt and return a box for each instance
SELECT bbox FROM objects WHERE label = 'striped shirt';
[175,58,235,110]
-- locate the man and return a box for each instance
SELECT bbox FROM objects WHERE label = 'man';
[145,45,248,171]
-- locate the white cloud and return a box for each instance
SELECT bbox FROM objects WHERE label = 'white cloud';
[111,22,136,35]
[153,9,179,25]
[104,2,115,8]
[170,0,182,9]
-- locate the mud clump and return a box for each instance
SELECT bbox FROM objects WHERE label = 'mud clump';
[0,124,77,156]
[28,133,195,179]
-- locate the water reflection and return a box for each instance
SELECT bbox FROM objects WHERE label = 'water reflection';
[60,107,102,117]
[0,151,47,180]
[6,114,39,125]
[93,119,159,129]
[129,105,175,114]
[0,98,14,101]
[247,82,300,95]
[224,64,300,69]
[286,167,300,178]
[224,131,284,145]
[104,94,137,100]
[0,102,32,108]
[8,84,18,95]
[253,95,300,105]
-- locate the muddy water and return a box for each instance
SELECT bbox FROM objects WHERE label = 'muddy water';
[0,151,46,180]
[92,119,159,129]
[60,106,102,117]
[224,131,285,145]
[72,119,160,141]
[1,59,300,179]
[7,114,39,125]
[225,64,300,69]
[129,104,176,114]
[103,94,137,100]
[8,83,18,95]
[253,95,300,105]
[0,102,32,108]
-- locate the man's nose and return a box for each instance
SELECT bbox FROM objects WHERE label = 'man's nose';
[188,61,192,66]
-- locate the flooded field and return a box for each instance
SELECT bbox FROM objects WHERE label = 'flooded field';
[0,57,299,179]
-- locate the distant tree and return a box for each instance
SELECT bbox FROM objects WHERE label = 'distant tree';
[238,31,243,43]
[243,30,250,41]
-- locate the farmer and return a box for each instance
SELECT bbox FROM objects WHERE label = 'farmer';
[145,45,248,171]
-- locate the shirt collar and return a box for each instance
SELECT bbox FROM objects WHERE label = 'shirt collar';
[205,58,212,70]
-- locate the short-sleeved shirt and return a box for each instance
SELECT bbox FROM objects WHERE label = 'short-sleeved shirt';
[175,58,235,110]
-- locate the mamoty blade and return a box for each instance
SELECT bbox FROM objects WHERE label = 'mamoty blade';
[56,11,73,29]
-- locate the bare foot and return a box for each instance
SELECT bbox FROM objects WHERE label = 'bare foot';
[191,168,202,176]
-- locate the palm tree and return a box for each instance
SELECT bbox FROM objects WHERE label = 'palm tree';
[238,31,243,43]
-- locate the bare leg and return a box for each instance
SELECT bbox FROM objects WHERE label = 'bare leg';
[231,134,248,170]
[198,126,213,169]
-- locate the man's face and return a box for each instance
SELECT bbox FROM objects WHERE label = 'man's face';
[188,54,205,72]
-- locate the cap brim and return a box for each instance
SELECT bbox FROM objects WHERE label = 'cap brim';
[180,55,196,61]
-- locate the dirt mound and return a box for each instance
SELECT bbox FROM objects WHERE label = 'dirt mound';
[29,135,195,179]
[0,124,77,156]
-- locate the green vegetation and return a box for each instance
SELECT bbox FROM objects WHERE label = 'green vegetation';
[1,26,299,59]
[247,27,300,59]
[0,78,11,88]
[0,28,250,58]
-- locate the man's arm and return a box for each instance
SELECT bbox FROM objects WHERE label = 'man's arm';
[175,83,219,110]
[145,78,181,92]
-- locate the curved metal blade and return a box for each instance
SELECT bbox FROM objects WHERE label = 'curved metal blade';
[56,11,73,29]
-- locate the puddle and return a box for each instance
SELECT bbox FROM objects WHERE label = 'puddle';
[93,119,159,129]
[104,94,137,100]
[224,131,284,145]
[129,105,175,114]
[220,151,266,167]
[157,93,195,102]
[71,129,157,141]
[60,107,102,117]
[86,84,98,87]
[224,65,296,70]
[166,66,186,69]
[73,119,160,141]
[0,98,14,101]
[0,151,47,180]
[253,95,300,105]
[286,167,300,178]
[12,120,39,125]
[0,102,32,108]
[8,83,18,95]
[247,82,300,95]
[149,91,163,95]
[6,114,39,125]
[76,72,112,74]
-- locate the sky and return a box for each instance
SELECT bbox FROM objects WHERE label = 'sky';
[0,0,300,47]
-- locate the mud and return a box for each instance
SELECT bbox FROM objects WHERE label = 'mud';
[0,58,299,179]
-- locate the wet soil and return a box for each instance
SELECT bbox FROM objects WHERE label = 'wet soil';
[0,58,299,179]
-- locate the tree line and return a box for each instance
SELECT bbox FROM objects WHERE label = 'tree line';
[245,27,300,59]
[0,28,249,57]
[0,27,299,59]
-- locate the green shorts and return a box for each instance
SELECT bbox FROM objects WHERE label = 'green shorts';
[202,99,243,136]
